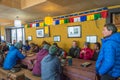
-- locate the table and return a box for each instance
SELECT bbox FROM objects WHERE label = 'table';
[25,70,41,80]
[63,58,97,80]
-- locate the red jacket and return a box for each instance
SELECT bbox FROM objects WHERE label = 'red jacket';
[80,48,93,60]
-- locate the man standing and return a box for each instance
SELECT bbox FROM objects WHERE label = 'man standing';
[96,23,120,80]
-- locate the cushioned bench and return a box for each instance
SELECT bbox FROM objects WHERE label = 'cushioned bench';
[0,67,25,80]
[25,70,41,80]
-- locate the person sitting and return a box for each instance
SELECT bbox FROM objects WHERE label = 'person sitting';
[91,42,101,61]
[12,40,16,46]
[41,45,62,80]
[80,42,93,60]
[1,41,9,54]
[68,40,80,58]
[3,43,26,70]
[32,44,40,53]
[53,43,67,59]
[40,41,49,49]
[23,40,30,51]
[27,43,36,54]
[32,44,49,76]
[0,41,8,66]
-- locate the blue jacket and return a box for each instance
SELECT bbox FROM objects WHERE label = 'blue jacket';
[41,54,62,80]
[23,45,30,51]
[96,32,120,77]
[3,46,25,70]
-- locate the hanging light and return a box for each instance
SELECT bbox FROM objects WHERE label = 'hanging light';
[44,16,53,26]
[14,16,22,27]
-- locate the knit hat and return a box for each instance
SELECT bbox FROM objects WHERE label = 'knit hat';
[49,45,58,56]
[43,44,50,50]
[14,42,22,49]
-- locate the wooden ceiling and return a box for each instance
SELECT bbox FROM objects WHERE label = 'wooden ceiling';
[0,0,120,26]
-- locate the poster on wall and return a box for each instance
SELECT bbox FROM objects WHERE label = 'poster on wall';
[44,26,50,37]
[86,36,97,43]
[28,36,32,41]
[53,35,60,42]
[36,28,44,38]
[67,25,81,38]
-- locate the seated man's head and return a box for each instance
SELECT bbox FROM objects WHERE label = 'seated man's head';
[94,42,101,50]
[25,40,29,45]
[72,40,78,48]
[84,42,89,48]
[13,40,16,44]
[30,43,35,49]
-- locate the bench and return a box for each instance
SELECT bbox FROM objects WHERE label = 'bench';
[0,67,25,80]
[24,70,41,80]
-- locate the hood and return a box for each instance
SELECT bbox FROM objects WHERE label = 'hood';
[43,54,55,62]
[102,32,120,43]
[9,46,17,51]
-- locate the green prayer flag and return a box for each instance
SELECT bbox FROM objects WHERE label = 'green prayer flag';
[64,18,69,24]
[94,13,101,20]
[43,22,47,26]
[27,24,30,28]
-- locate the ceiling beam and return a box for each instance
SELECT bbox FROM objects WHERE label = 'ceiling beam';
[0,0,21,9]
[21,0,47,9]
[0,0,47,9]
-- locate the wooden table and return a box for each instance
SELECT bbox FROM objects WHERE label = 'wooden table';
[63,58,96,80]
[24,70,41,80]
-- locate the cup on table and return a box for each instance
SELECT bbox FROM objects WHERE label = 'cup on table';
[67,56,72,66]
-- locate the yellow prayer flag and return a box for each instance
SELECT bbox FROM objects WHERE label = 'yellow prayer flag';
[60,19,64,24]
[87,15,91,21]
[40,22,44,27]
[90,14,94,20]
[24,24,27,28]
[87,14,95,21]
[45,26,49,34]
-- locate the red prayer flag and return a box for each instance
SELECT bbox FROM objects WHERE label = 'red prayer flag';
[30,23,32,28]
[69,17,74,23]
[101,11,108,18]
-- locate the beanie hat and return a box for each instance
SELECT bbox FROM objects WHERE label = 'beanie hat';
[14,42,22,49]
[43,44,50,50]
[49,45,58,56]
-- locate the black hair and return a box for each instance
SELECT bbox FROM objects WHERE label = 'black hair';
[94,42,101,49]
[53,43,59,48]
